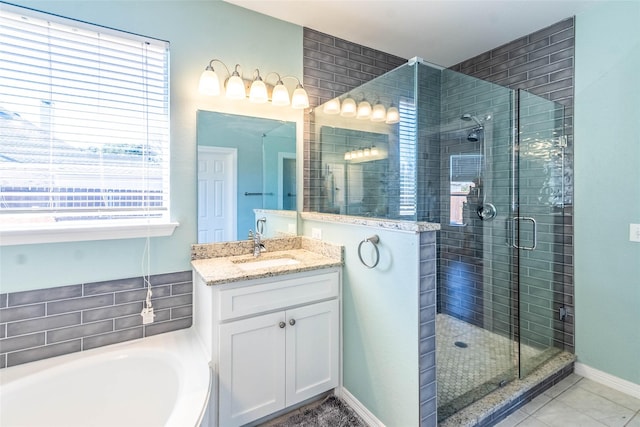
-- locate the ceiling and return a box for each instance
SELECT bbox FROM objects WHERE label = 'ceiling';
[223,0,602,67]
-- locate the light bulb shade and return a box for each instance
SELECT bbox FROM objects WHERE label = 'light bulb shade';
[371,146,379,156]
[344,152,351,160]
[371,103,386,122]
[364,148,371,156]
[291,85,309,109]
[272,83,290,106]
[341,98,357,117]
[386,106,400,124]
[356,101,372,119]
[323,98,341,115]
[249,79,268,103]
[199,69,220,96]
[357,149,364,158]
[226,74,246,100]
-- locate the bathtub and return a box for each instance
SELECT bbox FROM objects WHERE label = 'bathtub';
[0,328,210,427]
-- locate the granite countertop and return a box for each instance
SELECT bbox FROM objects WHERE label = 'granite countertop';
[191,236,343,286]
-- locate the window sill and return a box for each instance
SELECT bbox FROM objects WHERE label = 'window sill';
[0,221,179,246]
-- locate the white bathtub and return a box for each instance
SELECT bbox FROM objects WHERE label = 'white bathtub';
[0,328,211,427]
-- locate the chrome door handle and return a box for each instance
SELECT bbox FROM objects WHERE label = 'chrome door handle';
[511,216,537,251]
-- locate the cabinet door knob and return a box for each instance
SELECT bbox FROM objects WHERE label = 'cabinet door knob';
[289,319,296,326]
[279,321,286,329]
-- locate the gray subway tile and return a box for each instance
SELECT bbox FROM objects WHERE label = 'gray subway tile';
[0,303,45,323]
[171,305,192,319]
[115,309,171,330]
[0,353,5,369]
[171,282,192,296]
[83,328,142,351]
[47,294,113,315]
[7,340,81,367]
[144,317,191,337]
[47,320,113,344]
[0,294,7,309]
[0,332,45,353]
[0,324,5,339]
[149,271,191,286]
[83,277,144,295]
[8,285,82,306]
[114,285,170,305]
[151,294,192,310]
[83,302,141,323]
[419,336,436,355]
[7,312,81,337]
[303,28,335,46]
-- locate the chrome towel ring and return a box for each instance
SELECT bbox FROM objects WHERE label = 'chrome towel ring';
[358,235,380,269]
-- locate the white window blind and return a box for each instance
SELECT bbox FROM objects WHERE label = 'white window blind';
[450,154,482,182]
[0,5,170,230]
[398,97,417,217]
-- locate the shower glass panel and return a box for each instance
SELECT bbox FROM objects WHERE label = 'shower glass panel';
[436,68,518,419]
[310,60,567,420]
[516,89,566,378]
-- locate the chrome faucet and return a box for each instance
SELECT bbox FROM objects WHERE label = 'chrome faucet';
[251,229,266,257]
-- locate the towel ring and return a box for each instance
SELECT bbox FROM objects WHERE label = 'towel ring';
[358,235,380,269]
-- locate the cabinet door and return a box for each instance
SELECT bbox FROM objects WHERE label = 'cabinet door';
[285,299,339,406]
[219,312,286,427]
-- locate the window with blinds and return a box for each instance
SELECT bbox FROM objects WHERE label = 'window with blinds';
[450,154,482,225]
[0,5,170,231]
[398,98,417,217]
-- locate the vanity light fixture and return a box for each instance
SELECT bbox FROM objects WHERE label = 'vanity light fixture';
[344,145,384,162]
[198,59,309,109]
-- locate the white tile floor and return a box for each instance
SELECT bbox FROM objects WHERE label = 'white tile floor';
[496,374,640,427]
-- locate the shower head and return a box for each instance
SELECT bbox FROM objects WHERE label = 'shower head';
[467,127,482,142]
[460,113,484,127]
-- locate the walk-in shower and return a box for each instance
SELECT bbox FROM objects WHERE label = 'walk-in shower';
[310,58,571,423]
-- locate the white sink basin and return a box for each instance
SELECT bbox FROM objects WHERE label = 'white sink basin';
[233,257,301,271]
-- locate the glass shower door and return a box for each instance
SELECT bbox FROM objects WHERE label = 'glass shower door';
[515,89,566,377]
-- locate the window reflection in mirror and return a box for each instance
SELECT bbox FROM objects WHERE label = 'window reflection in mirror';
[196,111,296,243]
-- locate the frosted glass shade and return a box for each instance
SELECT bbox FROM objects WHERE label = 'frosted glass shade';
[371,103,387,122]
[249,79,268,103]
[291,85,310,109]
[386,106,400,124]
[356,101,372,119]
[323,98,341,115]
[340,98,357,117]
[226,74,246,100]
[198,69,220,96]
[272,83,290,106]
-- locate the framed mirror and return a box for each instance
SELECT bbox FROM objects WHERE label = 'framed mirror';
[197,110,297,243]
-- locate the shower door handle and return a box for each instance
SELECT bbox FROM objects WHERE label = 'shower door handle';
[510,216,537,251]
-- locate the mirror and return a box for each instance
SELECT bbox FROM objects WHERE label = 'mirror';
[318,126,390,217]
[197,110,297,243]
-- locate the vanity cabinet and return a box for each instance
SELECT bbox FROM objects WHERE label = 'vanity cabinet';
[194,268,341,427]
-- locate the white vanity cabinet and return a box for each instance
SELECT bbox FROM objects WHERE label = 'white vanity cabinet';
[194,268,341,427]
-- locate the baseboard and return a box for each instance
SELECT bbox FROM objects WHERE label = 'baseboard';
[575,362,640,399]
[337,387,386,427]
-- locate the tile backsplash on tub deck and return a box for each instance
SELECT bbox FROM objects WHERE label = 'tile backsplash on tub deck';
[0,271,192,368]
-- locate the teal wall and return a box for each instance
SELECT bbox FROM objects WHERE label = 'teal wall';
[574,1,640,385]
[300,218,420,426]
[0,1,302,293]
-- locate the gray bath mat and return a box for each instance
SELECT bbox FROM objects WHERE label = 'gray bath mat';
[266,396,367,427]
